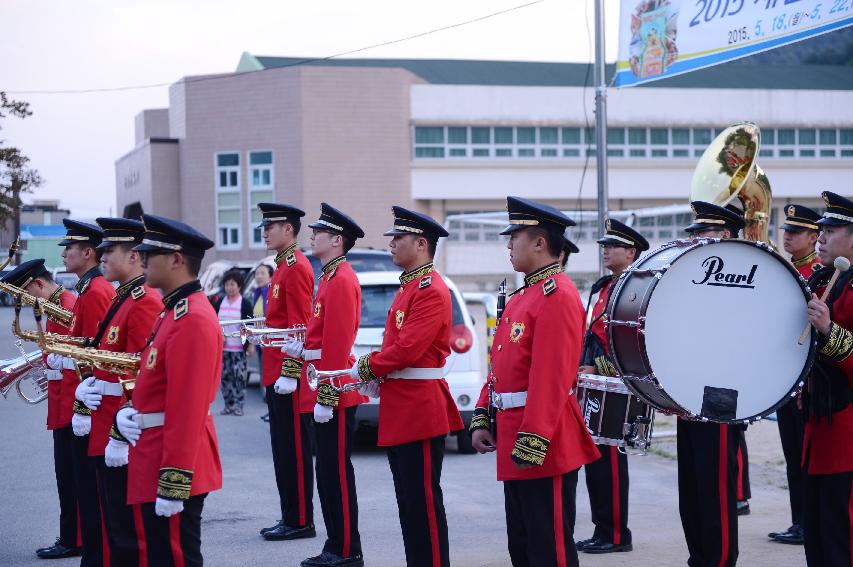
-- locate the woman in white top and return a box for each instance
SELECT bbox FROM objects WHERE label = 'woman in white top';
[214,270,254,416]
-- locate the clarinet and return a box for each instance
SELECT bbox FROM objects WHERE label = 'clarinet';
[488,279,507,440]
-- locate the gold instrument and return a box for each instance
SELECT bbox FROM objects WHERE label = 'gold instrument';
[4,282,74,327]
[689,122,772,243]
[32,300,141,395]
[0,347,48,404]
[13,297,87,347]
[0,238,20,272]
[240,325,306,348]
[306,363,374,394]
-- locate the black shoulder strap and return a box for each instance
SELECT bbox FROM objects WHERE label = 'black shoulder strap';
[91,292,134,347]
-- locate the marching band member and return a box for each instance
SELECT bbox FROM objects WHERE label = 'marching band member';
[60,219,116,566]
[114,215,222,567]
[352,206,463,567]
[78,217,162,565]
[256,202,316,541]
[576,219,649,554]
[283,203,367,567]
[801,191,853,567]
[1,260,81,559]
[767,204,822,546]
[470,196,600,567]
[677,201,745,567]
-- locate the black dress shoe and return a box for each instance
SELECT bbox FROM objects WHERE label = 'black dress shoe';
[736,500,750,516]
[582,540,633,554]
[575,536,599,551]
[36,539,82,559]
[263,523,316,541]
[260,519,284,536]
[301,551,365,566]
[772,524,804,545]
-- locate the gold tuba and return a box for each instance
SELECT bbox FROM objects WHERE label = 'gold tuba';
[0,348,48,404]
[689,122,772,243]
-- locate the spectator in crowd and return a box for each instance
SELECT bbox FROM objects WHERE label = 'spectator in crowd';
[214,270,254,416]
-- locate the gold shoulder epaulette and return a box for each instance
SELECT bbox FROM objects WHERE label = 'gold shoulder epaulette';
[174,298,189,320]
[131,286,146,300]
[543,278,557,296]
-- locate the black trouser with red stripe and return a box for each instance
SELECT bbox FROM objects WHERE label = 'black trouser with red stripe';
[52,426,80,549]
[734,426,751,501]
[677,419,738,567]
[315,406,361,558]
[265,385,314,528]
[71,432,104,567]
[387,435,449,567]
[504,470,580,567]
[139,494,206,567]
[776,399,804,526]
[584,444,631,545]
[96,458,142,566]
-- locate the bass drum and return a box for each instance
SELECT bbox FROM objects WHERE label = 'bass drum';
[606,238,815,424]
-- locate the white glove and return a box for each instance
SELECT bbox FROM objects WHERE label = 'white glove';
[104,438,129,467]
[274,376,298,395]
[76,376,102,410]
[349,364,360,381]
[47,353,76,371]
[71,413,91,436]
[281,338,304,358]
[116,407,141,446]
[358,380,380,399]
[155,497,184,517]
[313,403,333,423]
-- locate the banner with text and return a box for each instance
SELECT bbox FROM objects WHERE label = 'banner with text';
[615,0,853,87]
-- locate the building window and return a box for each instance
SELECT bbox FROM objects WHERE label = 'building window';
[216,152,241,249]
[248,151,274,247]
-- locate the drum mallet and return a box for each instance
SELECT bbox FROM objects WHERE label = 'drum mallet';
[798,256,851,345]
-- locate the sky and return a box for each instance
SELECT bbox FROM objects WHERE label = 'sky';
[0,0,621,220]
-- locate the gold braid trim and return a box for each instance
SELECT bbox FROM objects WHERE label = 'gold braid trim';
[110,401,133,443]
[357,355,378,382]
[316,383,340,407]
[594,355,617,377]
[524,263,562,287]
[322,255,347,275]
[73,400,91,416]
[48,286,66,305]
[158,467,193,501]
[400,262,434,285]
[469,408,489,433]
[280,357,303,379]
[792,250,818,269]
[511,432,550,466]
[820,323,853,363]
[275,243,298,266]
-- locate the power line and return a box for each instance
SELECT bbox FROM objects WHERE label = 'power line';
[6,0,545,95]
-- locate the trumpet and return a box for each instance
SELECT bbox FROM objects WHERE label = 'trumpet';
[240,325,306,348]
[219,316,266,328]
[14,297,87,347]
[306,363,374,394]
[0,346,48,404]
[4,282,74,327]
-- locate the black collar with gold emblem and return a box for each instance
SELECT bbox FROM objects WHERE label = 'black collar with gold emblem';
[48,285,66,305]
[524,263,562,288]
[75,266,103,294]
[792,250,818,269]
[116,274,146,298]
[163,280,201,310]
[322,255,346,278]
[400,262,434,285]
[275,243,298,267]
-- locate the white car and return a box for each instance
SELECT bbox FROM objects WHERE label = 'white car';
[353,271,484,453]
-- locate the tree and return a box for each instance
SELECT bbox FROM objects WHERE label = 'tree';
[0,92,43,260]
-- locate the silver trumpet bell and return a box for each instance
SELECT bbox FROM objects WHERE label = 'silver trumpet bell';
[240,325,306,348]
[0,349,48,404]
[306,363,371,394]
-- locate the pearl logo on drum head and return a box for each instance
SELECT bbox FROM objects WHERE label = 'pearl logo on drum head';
[691,255,758,289]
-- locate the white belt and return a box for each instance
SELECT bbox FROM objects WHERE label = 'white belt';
[303,349,322,361]
[492,391,528,410]
[45,369,63,381]
[94,379,123,397]
[388,367,444,380]
[133,412,164,429]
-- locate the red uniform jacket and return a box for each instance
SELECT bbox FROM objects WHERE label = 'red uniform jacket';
[88,278,162,457]
[803,267,853,475]
[45,288,77,430]
[474,265,600,481]
[356,263,463,447]
[300,256,366,412]
[589,278,612,352]
[262,244,313,387]
[127,286,223,504]
[793,250,820,280]
[66,268,115,424]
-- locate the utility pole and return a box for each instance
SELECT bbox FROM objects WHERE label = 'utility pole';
[594,0,609,276]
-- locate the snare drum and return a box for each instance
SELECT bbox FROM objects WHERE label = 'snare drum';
[576,373,654,453]
[606,238,816,424]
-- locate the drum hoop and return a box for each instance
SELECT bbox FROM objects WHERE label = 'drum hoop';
[606,238,817,424]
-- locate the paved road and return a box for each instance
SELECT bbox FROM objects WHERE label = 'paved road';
[0,306,808,566]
